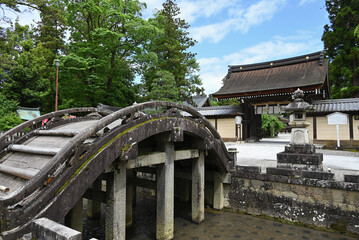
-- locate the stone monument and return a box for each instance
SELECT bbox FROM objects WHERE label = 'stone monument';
[277,89,323,171]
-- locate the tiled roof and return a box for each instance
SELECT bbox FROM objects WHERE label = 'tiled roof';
[193,95,209,107]
[195,105,243,117]
[213,51,328,98]
[312,98,359,112]
[183,95,209,107]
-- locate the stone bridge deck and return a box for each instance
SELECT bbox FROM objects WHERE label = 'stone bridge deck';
[0,102,234,240]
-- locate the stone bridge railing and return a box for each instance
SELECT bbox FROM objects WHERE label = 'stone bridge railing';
[0,101,233,240]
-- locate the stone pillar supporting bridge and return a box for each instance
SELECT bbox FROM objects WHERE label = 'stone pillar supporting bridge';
[0,101,233,240]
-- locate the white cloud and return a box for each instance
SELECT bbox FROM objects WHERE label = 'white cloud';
[190,0,286,43]
[299,0,316,6]
[199,33,323,94]
[223,40,309,65]
[191,20,233,43]
[142,0,237,22]
[178,0,237,23]
[240,0,285,31]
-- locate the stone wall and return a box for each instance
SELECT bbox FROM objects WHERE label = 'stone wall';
[224,166,359,235]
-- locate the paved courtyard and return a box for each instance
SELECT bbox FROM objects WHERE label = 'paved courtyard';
[225,133,359,181]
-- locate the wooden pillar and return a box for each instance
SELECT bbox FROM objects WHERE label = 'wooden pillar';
[213,172,224,210]
[192,150,205,223]
[65,198,83,233]
[156,142,174,240]
[87,179,102,219]
[106,161,126,240]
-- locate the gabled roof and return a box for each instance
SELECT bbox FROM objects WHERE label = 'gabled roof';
[183,95,210,107]
[213,51,329,100]
[312,98,359,113]
[193,95,210,107]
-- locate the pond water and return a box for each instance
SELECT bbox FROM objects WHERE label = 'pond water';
[82,197,359,240]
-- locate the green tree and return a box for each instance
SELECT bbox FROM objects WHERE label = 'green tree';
[0,21,49,108]
[1,1,66,112]
[261,114,285,138]
[33,0,66,112]
[322,0,359,98]
[0,92,19,117]
[60,0,158,108]
[141,0,203,103]
[0,112,23,131]
[146,70,179,101]
[210,98,239,106]
[0,92,21,132]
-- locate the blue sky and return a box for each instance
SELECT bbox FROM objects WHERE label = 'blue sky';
[3,0,329,95]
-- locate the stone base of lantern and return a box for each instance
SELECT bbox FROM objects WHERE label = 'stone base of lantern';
[277,144,323,171]
[290,127,310,145]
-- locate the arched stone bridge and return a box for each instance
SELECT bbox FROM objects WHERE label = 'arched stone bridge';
[0,101,234,240]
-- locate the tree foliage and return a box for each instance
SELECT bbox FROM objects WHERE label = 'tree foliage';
[0,112,23,131]
[261,114,285,138]
[60,0,160,108]
[0,0,203,115]
[210,98,239,106]
[322,0,359,98]
[140,0,203,103]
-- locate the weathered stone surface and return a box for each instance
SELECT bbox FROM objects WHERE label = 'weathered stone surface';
[226,173,359,235]
[302,171,334,180]
[277,152,323,165]
[291,128,310,144]
[236,166,261,174]
[0,102,233,240]
[344,175,359,183]
[284,144,316,154]
[32,217,81,240]
[192,150,205,223]
[213,171,224,210]
[266,167,300,176]
[156,142,174,240]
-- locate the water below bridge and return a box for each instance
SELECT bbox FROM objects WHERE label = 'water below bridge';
[82,196,358,240]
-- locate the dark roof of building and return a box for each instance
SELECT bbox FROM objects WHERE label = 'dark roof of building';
[312,98,359,113]
[193,95,210,107]
[183,95,210,107]
[213,51,329,99]
[195,105,243,117]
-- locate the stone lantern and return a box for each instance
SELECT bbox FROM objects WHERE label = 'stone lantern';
[277,89,323,171]
[285,89,312,145]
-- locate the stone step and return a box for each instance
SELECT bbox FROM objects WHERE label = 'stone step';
[0,164,39,179]
[35,129,80,137]
[8,144,61,156]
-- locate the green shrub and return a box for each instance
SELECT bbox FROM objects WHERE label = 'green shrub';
[261,114,286,138]
[0,93,19,117]
[0,112,24,131]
